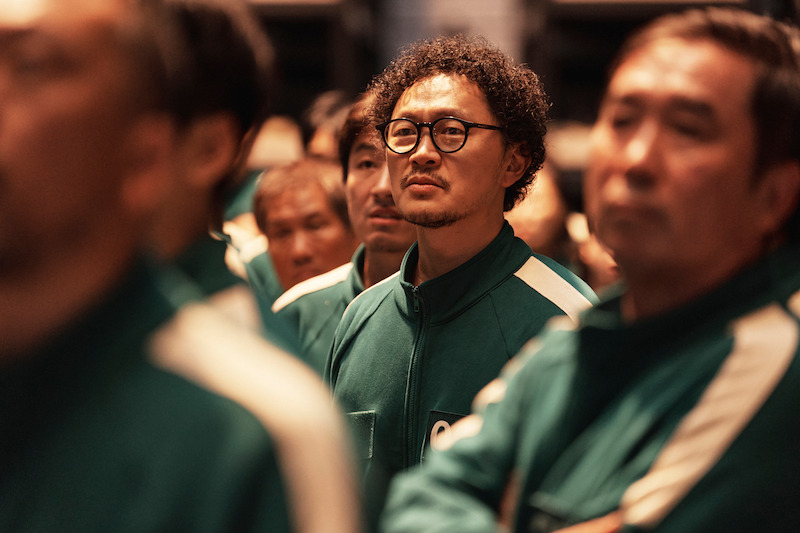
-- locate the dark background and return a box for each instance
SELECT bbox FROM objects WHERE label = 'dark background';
[251,0,798,124]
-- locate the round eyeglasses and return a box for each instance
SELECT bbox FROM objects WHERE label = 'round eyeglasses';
[375,116,503,154]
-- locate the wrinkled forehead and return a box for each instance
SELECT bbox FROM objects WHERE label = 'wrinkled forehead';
[0,0,170,110]
[603,37,757,111]
[392,73,492,121]
[0,0,135,66]
[353,126,383,150]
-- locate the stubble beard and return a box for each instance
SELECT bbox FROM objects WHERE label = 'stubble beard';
[398,171,466,229]
[402,209,465,229]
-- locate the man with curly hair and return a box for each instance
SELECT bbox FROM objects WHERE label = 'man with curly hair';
[325,34,597,525]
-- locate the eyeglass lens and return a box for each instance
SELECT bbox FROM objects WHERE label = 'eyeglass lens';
[385,118,468,153]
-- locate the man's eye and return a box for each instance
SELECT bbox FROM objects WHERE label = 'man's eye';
[392,128,416,137]
[356,159,378,170]
[307,221,328,231]
[610,114,635,130]
[669,119,710,140]
[7,41,64,78]
[8,53,50,76]
[269,228,292,240]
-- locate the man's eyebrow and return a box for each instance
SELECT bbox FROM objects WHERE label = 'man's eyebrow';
[604,93,715,117]
[602,93,643,108]
[351,141,381,154]
[665,97,715,118]
[0,27,35,45]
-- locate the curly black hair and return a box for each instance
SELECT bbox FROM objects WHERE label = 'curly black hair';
[367,34,550,211]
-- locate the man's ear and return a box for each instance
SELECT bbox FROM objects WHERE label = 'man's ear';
[120,112,177,216]
[755,160,800,238]
[500,143,532,188]
[180,112,241,190]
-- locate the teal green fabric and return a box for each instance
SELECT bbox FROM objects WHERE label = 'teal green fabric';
[222,169,262,221]
[170,235,302,357]
[174,234,245,297]
[383,243,800,533]
[327,222,597,526]
[246,250,285,311]
[0,262,291,533]
[275,245,366,375]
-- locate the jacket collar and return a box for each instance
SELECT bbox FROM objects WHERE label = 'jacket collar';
[393,221,532,324]
[576,242,800,366]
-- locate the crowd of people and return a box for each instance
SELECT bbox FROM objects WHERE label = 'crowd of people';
[2,0,799,532]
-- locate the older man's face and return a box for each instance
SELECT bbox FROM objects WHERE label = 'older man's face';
[585,37,773,289]
[0,0,162,273]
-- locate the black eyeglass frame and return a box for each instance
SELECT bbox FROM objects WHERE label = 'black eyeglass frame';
[375,116,503,154]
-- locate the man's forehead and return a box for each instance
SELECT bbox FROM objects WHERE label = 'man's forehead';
[0,0,49,25]
[606,37,756,108]
[0,0,125,30]
[352,132,383,152]
[393,73,489,118]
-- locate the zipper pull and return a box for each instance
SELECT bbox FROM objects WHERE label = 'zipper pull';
[412,286,420,313]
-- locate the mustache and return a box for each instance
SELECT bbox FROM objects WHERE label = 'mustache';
[399,170,449,191]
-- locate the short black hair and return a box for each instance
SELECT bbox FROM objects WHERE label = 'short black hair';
[338,91,375,182]
[163,0,274,134]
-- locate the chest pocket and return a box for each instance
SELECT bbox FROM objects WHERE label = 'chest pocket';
[345,410,376,460]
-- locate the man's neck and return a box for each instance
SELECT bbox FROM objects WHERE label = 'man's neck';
[149,193,214,262]
[362,249,406,289]
[414,216,505,285]
[619,245,771,323]
[0,244,135,365]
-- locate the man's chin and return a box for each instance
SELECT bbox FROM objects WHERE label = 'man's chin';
[403,210,462,229]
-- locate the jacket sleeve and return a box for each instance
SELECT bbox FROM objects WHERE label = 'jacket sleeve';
[381,351,536,533]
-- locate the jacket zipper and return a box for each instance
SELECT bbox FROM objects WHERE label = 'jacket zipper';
[404,285,424,466]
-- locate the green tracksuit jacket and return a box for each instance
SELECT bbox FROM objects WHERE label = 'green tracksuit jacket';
[245,249,285,311]
[272,245,367,375]
[383,243,800,533]
[172,235,301,355]
[327,222,597,523]
[0,262,291,533]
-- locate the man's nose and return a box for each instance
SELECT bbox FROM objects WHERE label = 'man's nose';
[289,232,314,262]
[372,166,394,202]
[620,121,660,187]
[408,127,441,167]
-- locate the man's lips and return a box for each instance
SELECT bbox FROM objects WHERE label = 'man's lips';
[401,174,445,189]
[368,207,403,220]
[601,201,660,227]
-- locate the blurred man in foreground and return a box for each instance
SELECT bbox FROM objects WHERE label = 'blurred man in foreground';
[0,1,361,531]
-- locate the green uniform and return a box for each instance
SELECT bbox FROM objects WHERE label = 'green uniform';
[222,169,262,222]
[272,245,366,375]
[383,243,800,533]
[175,234,245,298]
[245,249,285,312]
[215,169,287,331]
[327,222,596,524]
[0,261,291,533]
[172,235,301,356]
